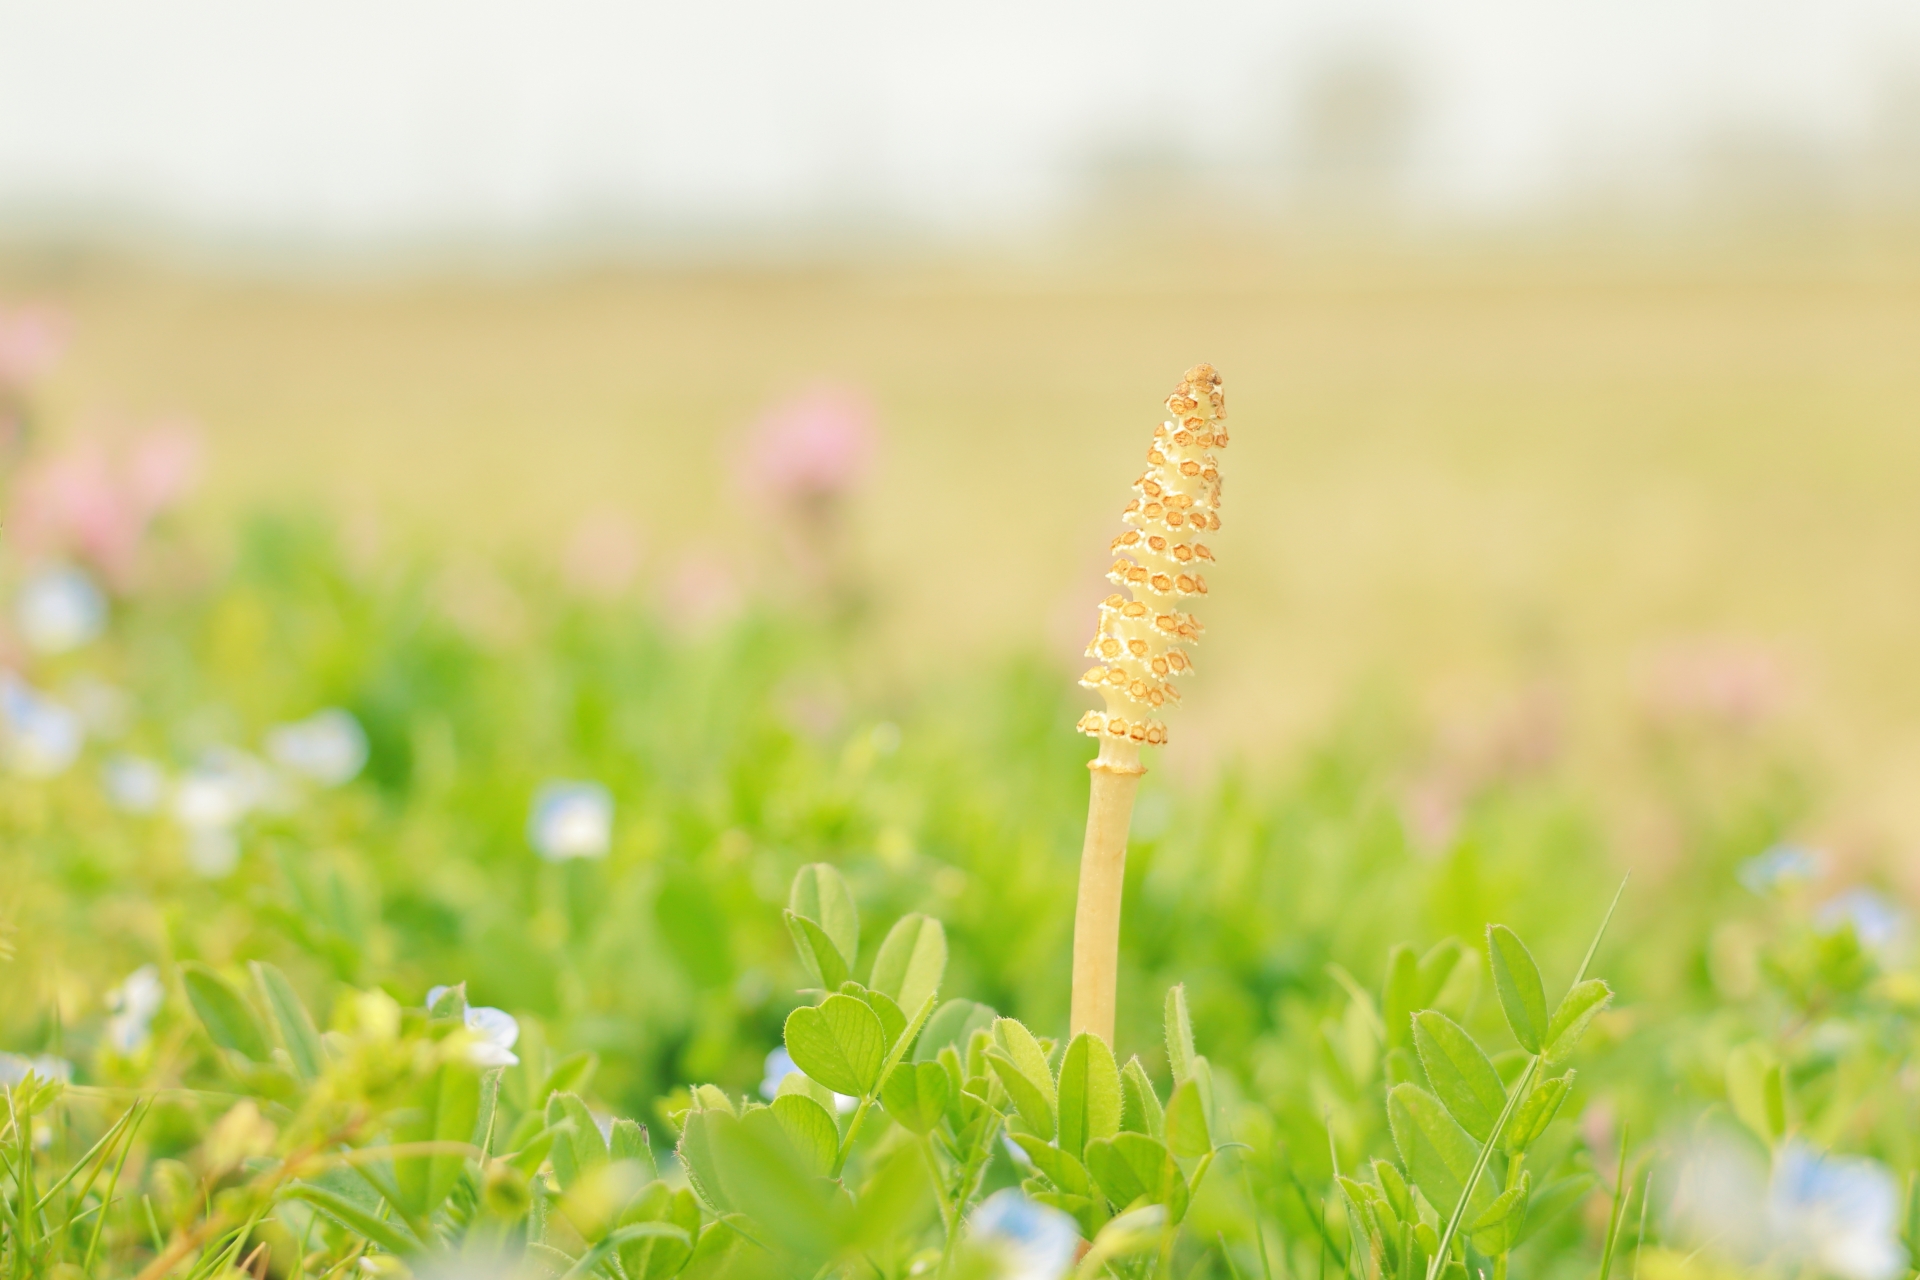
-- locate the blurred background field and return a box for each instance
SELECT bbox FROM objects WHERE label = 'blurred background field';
[9,233,1920,852]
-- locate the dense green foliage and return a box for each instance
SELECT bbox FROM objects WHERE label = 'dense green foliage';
[2,514,1917,1279]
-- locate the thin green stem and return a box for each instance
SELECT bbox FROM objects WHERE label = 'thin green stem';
[919,1134,956,1249]
[1631,1170,1653,1280]
[1282,1160,1347,1269]
[1597,1129,1632,1280]
[832,1096,875,1178]
[937,1109,1006,1278]
[1241,1163,1277,1280]
[1426,880,1627,1280]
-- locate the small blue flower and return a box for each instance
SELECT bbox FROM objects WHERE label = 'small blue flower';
[528,781,613,860]
[102,754,166,814]
[105,965,164,1055]
[171,747,276,877]
[1770,1142,1904,1280]
[969,1189,1081,1280]
[0,672,82,777]
[1816,889,1906,952]
[760,1046,798,1099]
[14,565,106,654]
[266,708,369,787]
[1738,844,1824,895]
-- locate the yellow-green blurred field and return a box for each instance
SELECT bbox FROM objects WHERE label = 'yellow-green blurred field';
[12,235,1920,848]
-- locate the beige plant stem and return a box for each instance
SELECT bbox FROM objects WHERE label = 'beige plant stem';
[1070,736,1145,1043]
[1070,364,1227,1045]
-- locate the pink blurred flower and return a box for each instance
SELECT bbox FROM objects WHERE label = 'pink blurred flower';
[0,307,68,389]
[1643,638,1786,730]
[561,509,643,599]
[661,549,742,635]
[7,424,202,586]
[737,385,875,504]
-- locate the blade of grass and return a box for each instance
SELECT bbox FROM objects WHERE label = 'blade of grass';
[1243,1163,1278,1280]
[1222,1233,1249,1280]
[35,1100,142,1213]
[1282,1156,1347,1269]
[85,1098,152,1271]
[1631,1170,1653,1280]
[1598,1127,1632,1280]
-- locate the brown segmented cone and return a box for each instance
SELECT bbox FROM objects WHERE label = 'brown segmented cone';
[1070,364,1226,1045]
[1076,363,1225,749]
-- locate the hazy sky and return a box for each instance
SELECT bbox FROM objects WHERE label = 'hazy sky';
[2,0,1916,244]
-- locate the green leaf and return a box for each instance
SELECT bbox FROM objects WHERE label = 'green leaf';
[1338,1175,1382,1250]
[914,999,996,1064]
[617,1182,702,1280]
[1085,1133,1189,1220]
[988,1052,1056,1138]
[506,1121,562,1176]
[839,981,908,1049]
[394,1059,482,1220]
[568,1223,692,1280]
[876,991,937,1101]
[1012,1134,1093,1197]
[546,1092,610,1192]
[789,863,859,970]
[674,1109,735,1216]
[993,1019,1056,1098]
[1119,1056,1164,1138]
[1727,1043,1786,1145]
[1412,1011,1506,1143]
[770,1093,840,1175]
[610,1117,658,1178]
[1487,926,1548,1054]
[1056,1033,1122,1159]
[784,993,887,1098]
[1505,1071,1575,1154]
[1468,1171,1531,1254]
[180,962,271,1062]
[250,961,325,1080]
[880,1061,950,1136]
[870,914,947,1019]
[1543,980,1612,1065]
[284,1183,424,1258]
[1030,1187,1101,1241]
[1164,1078,1212,1158]
[718,1106,844,1263]
[1387,1083,1495,1227]
[1512,1174,1597,1248]
[845,1142,940,1252]
[680,1216,759,1280]
[786,913,852,991]
[1165,984,1197,1084]
[1382,945,1420,1049]
[1373,1159,1413,1223]
[775,1069,837,1111]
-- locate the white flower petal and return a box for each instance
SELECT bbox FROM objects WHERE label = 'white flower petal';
[528,781,613,860]
[266,708,369,787]
[15,566,106,654]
